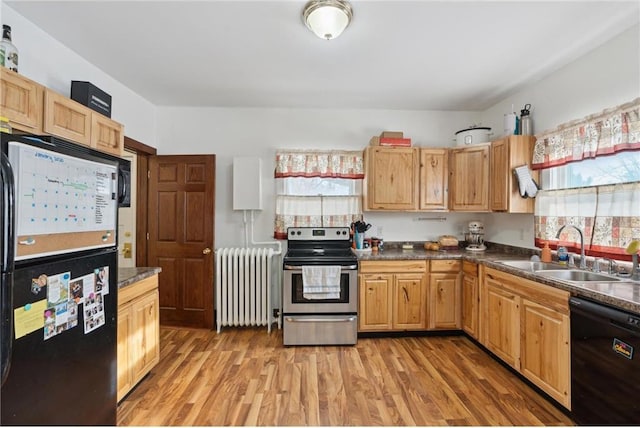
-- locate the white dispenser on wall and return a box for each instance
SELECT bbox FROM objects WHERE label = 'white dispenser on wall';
[233,157,262,210]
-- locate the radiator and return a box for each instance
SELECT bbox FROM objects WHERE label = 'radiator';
[215,247,276,333]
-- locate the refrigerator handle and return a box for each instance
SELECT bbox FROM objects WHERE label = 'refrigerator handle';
[1,150,15,386]
[1,150,15,273]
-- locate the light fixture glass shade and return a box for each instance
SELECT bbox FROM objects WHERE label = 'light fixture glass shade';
[303,0,353,40]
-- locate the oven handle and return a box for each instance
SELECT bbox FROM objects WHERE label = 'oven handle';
[285,316,357,323]
[283,264,358,271]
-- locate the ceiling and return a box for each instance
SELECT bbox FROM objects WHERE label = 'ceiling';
[6,0,639,111]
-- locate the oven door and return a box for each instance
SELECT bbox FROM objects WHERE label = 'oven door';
[283,267,357,314]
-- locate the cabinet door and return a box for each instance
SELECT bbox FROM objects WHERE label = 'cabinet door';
[419,148,448,210]
[521,299,570,409]
[393,273,426,330]
[461,272,478,338]
[366,147,418,210]
[116,304,133,402]
[449,145,490,211]
[490,138,508,211]
[0,69,43,133]
[43,89,92,145]
[359,274,393,331]
[428,272,461,329]
[131,290,160,383]
[484,279,520,369]
[490,136,537,213]
[91,112,124,157]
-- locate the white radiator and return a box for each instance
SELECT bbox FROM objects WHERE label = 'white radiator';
[215,247,276,333]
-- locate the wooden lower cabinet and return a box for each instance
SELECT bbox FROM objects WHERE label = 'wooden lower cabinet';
[480,267,571,409]
[117,275,160,402]
[359,260,427,331]
[428,260,461,329]
[483,279,521,369]
[520,298,570,408]
[393,273,427,329]
[359,273,393,331]
[461,261,479,339]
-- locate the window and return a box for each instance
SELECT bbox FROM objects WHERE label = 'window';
[274,150,364,239]
[541,151,640,190]
[533,98,640,260]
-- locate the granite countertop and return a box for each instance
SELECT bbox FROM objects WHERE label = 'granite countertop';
[356,242,640,314]
[118,267,162,288]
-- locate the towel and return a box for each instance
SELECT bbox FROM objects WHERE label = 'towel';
[302,265,342,300]
[514,165,539,198]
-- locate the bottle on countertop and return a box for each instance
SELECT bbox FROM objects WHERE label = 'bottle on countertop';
[1,24,19,72]
[520,103,532,136]
[557,246,568,265]
[541,242,552,263]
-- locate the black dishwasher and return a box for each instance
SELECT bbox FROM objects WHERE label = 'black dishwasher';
[570,297,640,425]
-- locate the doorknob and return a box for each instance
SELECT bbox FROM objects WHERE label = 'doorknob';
[202,247,212,255]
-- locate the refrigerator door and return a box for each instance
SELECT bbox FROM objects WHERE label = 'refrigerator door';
[1,249,117,425]
[7,137,118,261]
[1,150,15,385]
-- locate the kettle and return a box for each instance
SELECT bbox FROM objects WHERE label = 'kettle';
[520,104,532,136]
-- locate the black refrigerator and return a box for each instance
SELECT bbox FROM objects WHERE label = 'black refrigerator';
[0,133,120,425]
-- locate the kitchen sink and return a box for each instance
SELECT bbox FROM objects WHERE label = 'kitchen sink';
[535,269,622,282]
[497,260,566,271]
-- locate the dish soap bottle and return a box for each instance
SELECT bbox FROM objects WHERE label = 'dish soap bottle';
[557,246,568,265]
[0,24,19,72]
[541,242,552,262]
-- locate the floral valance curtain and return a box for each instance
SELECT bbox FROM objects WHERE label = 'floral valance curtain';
[534,182,640,259]
[532,98,640,170]
[275,150,365,178]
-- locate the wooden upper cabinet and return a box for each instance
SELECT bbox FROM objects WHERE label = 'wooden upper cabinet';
[419,148,448,210]
[91,112,124,156]
[490,136,537,213]
[449,144,490,211]
[0,68,43,133]
[365,147,418,210]
[44,88,92,145]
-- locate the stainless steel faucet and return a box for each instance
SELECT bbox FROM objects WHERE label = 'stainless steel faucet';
[556,225,587,269]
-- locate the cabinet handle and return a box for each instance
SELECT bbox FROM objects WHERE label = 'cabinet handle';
[403,287,409,302]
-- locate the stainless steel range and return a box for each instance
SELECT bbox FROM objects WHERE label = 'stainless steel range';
[282,227,358,346]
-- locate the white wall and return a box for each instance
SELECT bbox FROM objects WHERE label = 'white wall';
[480,24,640,248]
[6,0,637,250]
[155,107,480,248]
[2,4,157,145]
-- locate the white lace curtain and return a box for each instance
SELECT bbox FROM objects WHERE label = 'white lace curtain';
[532,98,640,170]
[274,149,364,240]
[534,182,640,259]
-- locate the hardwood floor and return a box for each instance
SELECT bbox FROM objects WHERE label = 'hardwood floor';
[117,327,574,426]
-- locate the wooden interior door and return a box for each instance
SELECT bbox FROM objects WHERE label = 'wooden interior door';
[148,155,216,328]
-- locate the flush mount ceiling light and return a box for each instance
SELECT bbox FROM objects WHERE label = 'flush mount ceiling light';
[303,0,353,40]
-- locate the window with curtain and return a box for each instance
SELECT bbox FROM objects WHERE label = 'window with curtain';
[533,98,640,260]
[274,150,364,240]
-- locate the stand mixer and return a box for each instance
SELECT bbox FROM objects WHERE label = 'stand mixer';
[465,220,486,251]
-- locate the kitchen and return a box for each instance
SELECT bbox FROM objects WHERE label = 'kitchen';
[1,0,640,426]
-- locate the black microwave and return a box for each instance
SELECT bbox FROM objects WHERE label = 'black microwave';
[118,158,131,207]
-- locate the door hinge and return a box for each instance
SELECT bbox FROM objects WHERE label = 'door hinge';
[146,232,150,240]
[147,170,151,179]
